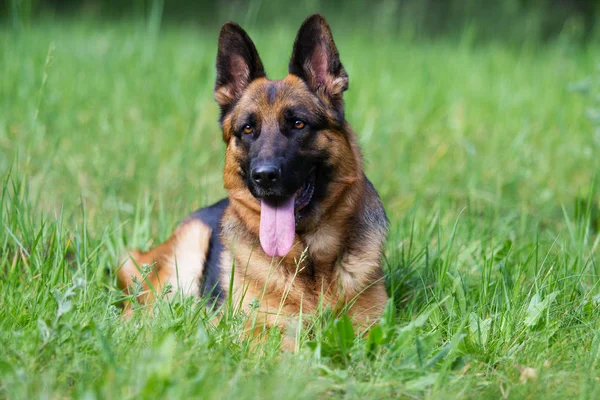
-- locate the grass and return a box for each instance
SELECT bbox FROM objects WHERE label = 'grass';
[1,16,600,399]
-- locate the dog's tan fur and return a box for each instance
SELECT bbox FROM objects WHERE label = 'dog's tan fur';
[116,15,389,348]
[117,220,212,315]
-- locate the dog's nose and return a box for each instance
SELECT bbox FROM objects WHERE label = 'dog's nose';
[251,163,281,187]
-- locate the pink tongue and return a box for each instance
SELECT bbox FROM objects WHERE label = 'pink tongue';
[259,197,296,257]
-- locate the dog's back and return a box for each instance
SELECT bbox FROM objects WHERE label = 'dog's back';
[117,199,227,311]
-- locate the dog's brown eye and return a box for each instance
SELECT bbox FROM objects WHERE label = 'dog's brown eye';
[243,124,253,134]
[294,120,305,130]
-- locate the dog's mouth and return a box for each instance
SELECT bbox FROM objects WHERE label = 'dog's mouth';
[293,169,316,212]
[259,169,315,258]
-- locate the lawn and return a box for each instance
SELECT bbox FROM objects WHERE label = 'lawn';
[1,16,600,399]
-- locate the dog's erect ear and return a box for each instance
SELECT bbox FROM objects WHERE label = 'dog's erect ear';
[289,15,348,107]
[215,22,266,117]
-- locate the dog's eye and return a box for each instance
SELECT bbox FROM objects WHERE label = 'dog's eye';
[242,124,253,134]
[294,120,305,130]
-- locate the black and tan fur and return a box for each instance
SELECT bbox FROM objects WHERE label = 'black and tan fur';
[117,14,389,348]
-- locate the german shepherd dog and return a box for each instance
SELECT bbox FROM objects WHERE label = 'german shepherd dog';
[117,14,389,348]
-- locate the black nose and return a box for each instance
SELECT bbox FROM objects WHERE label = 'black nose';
[251,163,281,187]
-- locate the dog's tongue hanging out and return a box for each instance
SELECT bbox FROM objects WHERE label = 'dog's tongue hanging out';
[259,197,295,257]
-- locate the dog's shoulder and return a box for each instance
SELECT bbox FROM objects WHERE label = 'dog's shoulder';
[345,176,388,248]
[347,175,388,254]
[361,176,389,232]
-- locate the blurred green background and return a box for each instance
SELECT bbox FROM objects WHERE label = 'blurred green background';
[2,0,599,231]
[5,0,599,43]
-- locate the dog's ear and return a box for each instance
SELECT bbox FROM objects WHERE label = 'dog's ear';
[215,22,266,117]
[289,14,348,108]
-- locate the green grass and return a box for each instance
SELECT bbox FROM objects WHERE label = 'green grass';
[1,18,600,399]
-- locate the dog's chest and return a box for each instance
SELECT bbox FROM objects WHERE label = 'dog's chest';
[218,244,358,317]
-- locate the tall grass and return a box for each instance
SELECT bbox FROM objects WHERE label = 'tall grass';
[0,17,599,399]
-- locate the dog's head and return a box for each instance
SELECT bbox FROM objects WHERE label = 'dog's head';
[216,14,360,257]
